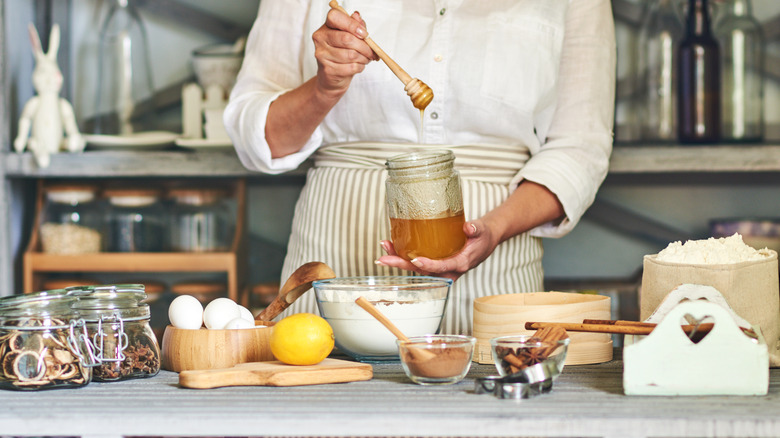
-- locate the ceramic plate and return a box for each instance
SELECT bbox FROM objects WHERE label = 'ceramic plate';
[83,131,179,149]
[175,138,234,150]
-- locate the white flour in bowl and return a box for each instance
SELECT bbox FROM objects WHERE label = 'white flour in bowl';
[656,233,771,264]
[318,297,446,359]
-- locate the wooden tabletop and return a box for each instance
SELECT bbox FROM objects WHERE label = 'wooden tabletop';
[1,353,780,438]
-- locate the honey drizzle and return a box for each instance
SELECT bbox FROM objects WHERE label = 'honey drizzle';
[418,109,425,144]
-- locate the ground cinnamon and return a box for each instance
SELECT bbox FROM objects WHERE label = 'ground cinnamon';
[402,342,470,378]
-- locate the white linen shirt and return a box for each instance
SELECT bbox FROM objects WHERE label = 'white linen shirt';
[224,0,616,238]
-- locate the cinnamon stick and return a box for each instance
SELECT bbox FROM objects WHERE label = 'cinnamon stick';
[526,320,758,339]
[525,321,654,335]
[496,326,569,372]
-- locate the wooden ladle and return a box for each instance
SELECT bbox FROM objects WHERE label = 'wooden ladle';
[328,0,434,111]
[355,296,435,361]
[255,261,336,321]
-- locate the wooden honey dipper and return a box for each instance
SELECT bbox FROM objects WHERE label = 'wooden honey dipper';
[328,0,434,111]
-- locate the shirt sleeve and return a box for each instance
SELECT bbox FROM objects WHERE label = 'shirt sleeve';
[510,0,616,238]
[223,0,322,175]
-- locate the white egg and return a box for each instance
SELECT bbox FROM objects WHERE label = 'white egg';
[238,305,254,322]
[223,317,255,330]
[203,297,241,329]
[168,295,204,330]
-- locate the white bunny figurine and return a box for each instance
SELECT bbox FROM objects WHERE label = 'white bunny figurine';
[14,23,85,168]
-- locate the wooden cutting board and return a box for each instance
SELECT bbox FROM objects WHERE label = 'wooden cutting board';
[178,358,373,389]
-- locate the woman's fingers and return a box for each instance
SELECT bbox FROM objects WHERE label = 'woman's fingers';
[322,9,375,61]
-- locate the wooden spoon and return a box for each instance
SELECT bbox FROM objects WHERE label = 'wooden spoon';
[255,262,336,321]
[328,0,434,111]
[355,296,435,361]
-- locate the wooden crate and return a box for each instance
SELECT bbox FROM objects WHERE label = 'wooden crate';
[23,178,248,304]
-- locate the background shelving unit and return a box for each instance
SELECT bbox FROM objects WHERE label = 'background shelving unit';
[3,1,780,298]
[22,178,248,302]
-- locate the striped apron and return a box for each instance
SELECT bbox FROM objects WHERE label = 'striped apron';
[278,142,543,335]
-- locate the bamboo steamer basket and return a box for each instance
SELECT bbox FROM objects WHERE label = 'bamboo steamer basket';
[473,292,613,365]
[161,262,336,372]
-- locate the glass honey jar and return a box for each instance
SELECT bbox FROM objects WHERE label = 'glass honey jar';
[0,290,96,391]
[67,284,161,382]
[385,150,466,261]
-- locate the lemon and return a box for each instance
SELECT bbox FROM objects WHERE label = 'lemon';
[270,313,335,365]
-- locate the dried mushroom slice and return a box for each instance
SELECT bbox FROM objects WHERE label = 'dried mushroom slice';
[58,363,79,380]
[51,347,75,364]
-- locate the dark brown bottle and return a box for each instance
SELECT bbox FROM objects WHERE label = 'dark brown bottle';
[677,0,721,144]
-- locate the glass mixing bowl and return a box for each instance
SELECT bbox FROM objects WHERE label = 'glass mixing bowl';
[313,276,451,362]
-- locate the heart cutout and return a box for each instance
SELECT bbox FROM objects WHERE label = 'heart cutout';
[679,313,716,344]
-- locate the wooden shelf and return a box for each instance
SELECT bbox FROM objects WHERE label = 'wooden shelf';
[24,251,242,294]
[610,144,780,174]
[2,150,309,179]
[6,144,780,178]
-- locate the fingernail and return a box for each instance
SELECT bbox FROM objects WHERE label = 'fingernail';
[411,258,423,268]
[356,26,366,38]
[379,240,389,252]
[470,223,477,234]
[374,259,385,266]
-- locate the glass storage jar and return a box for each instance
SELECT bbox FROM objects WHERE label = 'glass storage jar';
[104,188,166,252]
[0,290,95,391]
[385,150,466,261]
[67,284,161,381]
[40,185,103,254]
[168,188,234,252]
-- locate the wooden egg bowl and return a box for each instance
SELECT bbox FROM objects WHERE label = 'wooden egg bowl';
[161,321,276,372]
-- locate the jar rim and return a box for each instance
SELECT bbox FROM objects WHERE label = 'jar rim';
[385,149,455,170]
[168,188,226,206]
[47,189,96,205]
[67,284,148,310]
[0,290,78,319]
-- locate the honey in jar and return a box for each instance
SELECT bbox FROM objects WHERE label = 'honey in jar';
[385,150,466,261]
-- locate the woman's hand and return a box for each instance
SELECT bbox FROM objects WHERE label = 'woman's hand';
[376,181,566,281]
[313,9,378,97]
[376,219,501,281]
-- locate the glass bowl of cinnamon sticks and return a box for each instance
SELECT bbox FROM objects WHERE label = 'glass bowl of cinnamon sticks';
[490,335,570,378]
[397,335,476,385]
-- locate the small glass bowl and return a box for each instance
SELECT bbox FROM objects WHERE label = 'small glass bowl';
[397,335,475,385]
[490,335,570,379]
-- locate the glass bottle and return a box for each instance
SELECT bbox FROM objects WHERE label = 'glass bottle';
[104,188,166,252]
[677,0,721,144]
[168,188,234,252]
[385,150,466,261]
[40,185,103,254]
[637,0,683,142]
[93,0,156,135]
[67,284,161,382]
[0,290,96,390]
[715,0,764,142]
